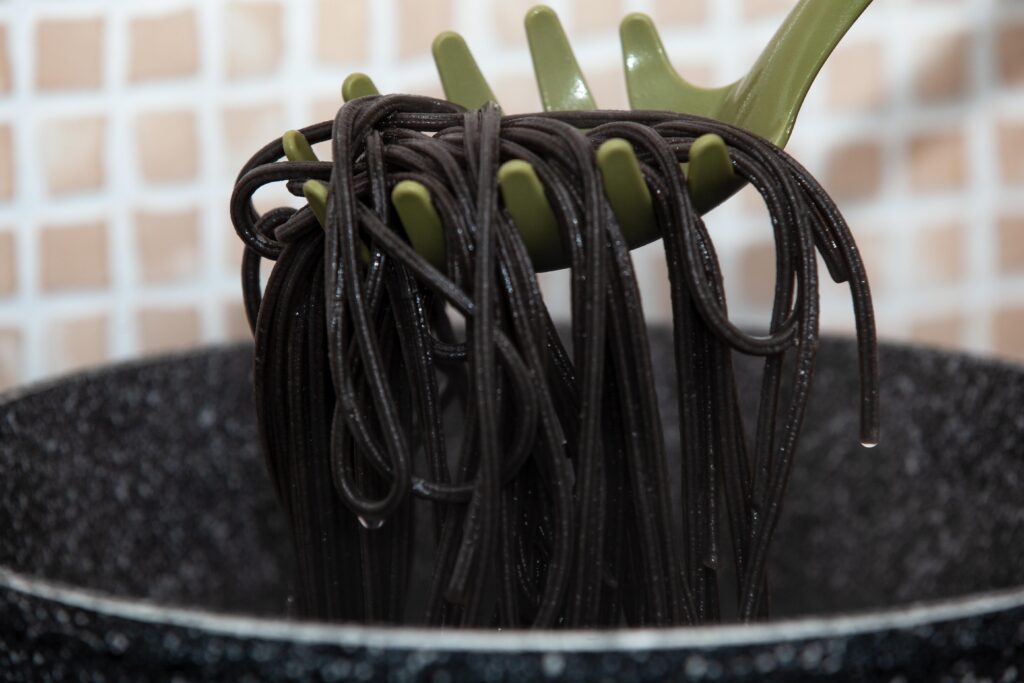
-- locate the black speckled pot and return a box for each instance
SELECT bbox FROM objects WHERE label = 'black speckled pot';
[1,333,1023,682]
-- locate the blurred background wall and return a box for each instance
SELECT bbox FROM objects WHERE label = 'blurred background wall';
[0,0,1021,388]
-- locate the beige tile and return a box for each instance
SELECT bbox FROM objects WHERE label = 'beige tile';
[571,0,622,34]
[247,182,299,216]
[259,249,275,283]
[997,19,1024,85]
[134,110,198,183]
[36,17,104,90]
[742,0,795,20]
[824,139,883,201]
[128,9,199,82]
[222,299,251,341]
[222,102,286,176]
[739,240,776,307]
[394,76,446,101]
[914,31,970,103]
[536,268,573,319]
[819,311,856,336]
[137,306,201,354]
[675,61,715,88]
[848,228,888,293]
[41,115,105,196]
[992,305,1024,361]
[223,208,245,275]
[827,40,885,110]
[998,214,1024,273]
[1,24,13,93]
[738,183,768,216]
[495,0,536,46]
[911,222,965,286]
[45,314,108,374]
[652,0,709,26]
[310,96,344,127]
[134,208,201,284]
[0,124,12,200]
[491,72,542,116]
[0,231,15,296]
[0,327,23,391]
[226,1,283,79]
[906,127,967,193]
[397,0,452,59]
[909,314,965,350]
[305,94,346,165]
[639,247,671,321]
[586,67,629,111]
[997,120,1024,185]
[38,220,108,291]
[315,0,369,64]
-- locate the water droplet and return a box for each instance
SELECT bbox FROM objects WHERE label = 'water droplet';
[165,632,184,652]
[685,655,708,677]
[541,653,565,677]
[105,632,129,653]
[358,515,384,529]
[860,440,878,449]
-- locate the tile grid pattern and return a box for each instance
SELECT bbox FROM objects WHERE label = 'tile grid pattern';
[0,0,1022,389]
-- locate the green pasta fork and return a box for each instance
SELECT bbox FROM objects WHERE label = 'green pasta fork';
[291,0,873,273]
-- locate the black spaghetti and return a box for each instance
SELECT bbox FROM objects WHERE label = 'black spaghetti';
[229,94,878,628]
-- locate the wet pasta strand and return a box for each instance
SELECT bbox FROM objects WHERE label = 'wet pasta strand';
[229,94,879,628]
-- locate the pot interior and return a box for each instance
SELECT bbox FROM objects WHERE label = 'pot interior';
[1,331,1022,623]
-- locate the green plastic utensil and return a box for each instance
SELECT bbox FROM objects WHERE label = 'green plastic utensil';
[298,1,873,273]
[621,1,873,147]
[283,130,372,263]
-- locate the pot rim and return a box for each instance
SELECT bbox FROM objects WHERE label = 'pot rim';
[3,567,1023,651]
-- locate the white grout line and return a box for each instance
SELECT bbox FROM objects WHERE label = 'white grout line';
[966,0,999,352]
[8,0,42,381]
[104,0,134,363]
[197,0,225,343]
[371,0,396,77]
[873,0,913,341]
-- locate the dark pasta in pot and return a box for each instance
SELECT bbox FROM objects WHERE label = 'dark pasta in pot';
[229,94,878,628]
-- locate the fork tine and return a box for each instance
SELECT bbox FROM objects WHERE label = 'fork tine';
[302,179,328,227]
[392,181,447,269]
[338,75,449,267]
[284,131,329,230]
[726,0,873,145]
[686,133,738,214]
[432,31,500,110]
[307,178,372,262]
[498,160,564,272]
[620,13,725,117]
[295,111,446,267]
[342,73,380,102]
[508,5,597,271]
[284,130,318,163]
[525,5,596,112]
[597,139,657,249]
[318,1,870,274]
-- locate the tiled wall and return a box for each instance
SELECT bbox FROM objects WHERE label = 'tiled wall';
[0,0,1022,390]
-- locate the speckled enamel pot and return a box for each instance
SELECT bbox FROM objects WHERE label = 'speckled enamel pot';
[1,334,1022,682]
